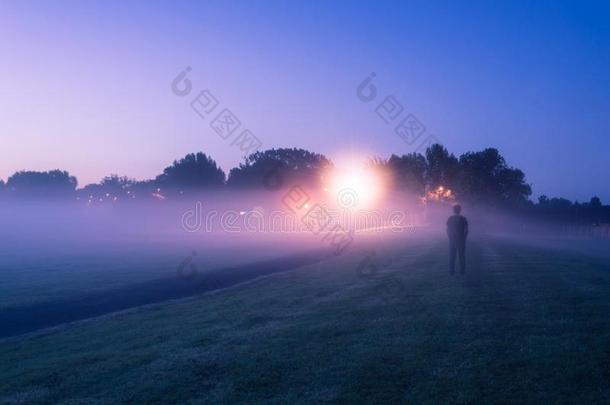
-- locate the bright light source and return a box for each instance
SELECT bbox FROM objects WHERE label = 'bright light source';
[327,158,383,209]
[425,185,454,202]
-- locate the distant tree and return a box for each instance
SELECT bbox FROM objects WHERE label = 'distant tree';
[589,196,602,208]
[425,144,459,191]
[586,196,604,225]
[530,194,610,226]
[6,170,77,199]
[374,153,427,196]
[128,180,159,201]
[497,167,531,204]
[540,196,573,210]
[227,148,332,189]
[77,175,136,203]
[101,175,135,190]
[534,195,576,222]
[155,153,225,191]
[458,148,531,205]
[458,148,504,200]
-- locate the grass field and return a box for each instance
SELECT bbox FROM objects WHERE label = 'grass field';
[1,235,609,404]
[0,239,300,309]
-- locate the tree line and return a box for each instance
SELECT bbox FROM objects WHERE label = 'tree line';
[0,145,607,225]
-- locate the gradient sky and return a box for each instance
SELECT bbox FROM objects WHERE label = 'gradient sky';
[1,0,609,201]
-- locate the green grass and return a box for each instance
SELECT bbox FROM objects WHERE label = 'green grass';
[1,236,609,404]
[0,244,284,308]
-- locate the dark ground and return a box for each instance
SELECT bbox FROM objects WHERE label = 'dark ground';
[1,235,609,404]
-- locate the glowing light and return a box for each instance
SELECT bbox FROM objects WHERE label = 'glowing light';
[327,158,383,209]
[424,185,454,202]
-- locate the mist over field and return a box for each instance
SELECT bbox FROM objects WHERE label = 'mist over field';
[1,191,606,310]
[1,176,610,403]
[0,194,322,309]
[2,193,609,403]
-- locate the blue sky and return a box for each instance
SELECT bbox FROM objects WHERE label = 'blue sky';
[1,0,609,201]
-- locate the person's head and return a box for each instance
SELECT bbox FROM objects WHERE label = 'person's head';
[453,204,462,215]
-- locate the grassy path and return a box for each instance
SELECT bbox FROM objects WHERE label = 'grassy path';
[0,236,609,404]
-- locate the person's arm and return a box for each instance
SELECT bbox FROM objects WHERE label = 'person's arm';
[463,218,469,238]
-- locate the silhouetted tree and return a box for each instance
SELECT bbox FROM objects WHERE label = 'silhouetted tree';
[227,148,332,189]
[457,148,531,205]
[128,180,159,201]
[538,195,573,209]
[425,144,459,191]
[3,147,606,228]
[78,175,136,203]
[533,195,610,225]
[155,153,225,191]
[586,196,604,225]
[496,167,531,205]
[534,195,574,222]
[6,170,77,199]
[589,196,602,208]
[372,153,427,196]
[101,175,135,190]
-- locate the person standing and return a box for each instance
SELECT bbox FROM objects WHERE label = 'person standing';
[447,204,468,275]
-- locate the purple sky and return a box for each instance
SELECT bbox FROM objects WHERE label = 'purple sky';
[1,1,609,202]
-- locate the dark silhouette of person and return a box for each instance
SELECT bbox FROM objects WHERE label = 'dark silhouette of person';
[447,204,468,275]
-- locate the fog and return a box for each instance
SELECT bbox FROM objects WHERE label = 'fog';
[1,191,602,262]
[1,190,608,339]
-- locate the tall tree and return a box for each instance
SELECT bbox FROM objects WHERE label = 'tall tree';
[155,152,225,190]
[6,170,77,198]
[425,144,459,191]
[78,175,136,202]
[458,148,531,205]
[373,153,427,196]
[227,148,332,189]
[496,167,531,205]
[589,196,602,208]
